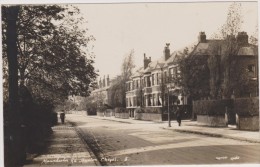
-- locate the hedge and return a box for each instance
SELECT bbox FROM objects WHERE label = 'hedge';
[234,97,259,116]
[193,99,233,116]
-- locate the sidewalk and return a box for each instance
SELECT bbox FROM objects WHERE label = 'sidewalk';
[24,121,98,166]
[93,116,260,143]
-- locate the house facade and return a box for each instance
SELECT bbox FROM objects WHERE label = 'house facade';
[126,44,190,119]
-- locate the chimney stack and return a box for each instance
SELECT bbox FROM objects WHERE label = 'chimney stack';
[198,32,206,43]
[143,53,151,69]
[236,31,248,46]
[164,43,170,61]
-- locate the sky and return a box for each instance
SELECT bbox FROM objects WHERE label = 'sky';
[75,2,258,79]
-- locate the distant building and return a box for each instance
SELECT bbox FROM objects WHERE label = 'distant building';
[91,75,111,107]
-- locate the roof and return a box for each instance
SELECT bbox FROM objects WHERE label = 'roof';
[191,40,258,57]
[191,40,223,56]
[237,45,258,56]
[131,66,144,78]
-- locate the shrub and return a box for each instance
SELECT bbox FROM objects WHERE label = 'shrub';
[134,107,144,113]
[234,97,259,116]
[193,99,233,116]
[115,107,127,113]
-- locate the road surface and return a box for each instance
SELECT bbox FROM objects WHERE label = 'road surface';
[66,114,260,166]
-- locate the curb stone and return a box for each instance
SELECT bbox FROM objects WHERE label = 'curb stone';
[68,121,101,166]
[161,127,260,144]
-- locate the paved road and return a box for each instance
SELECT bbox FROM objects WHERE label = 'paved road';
[67,114,260,166]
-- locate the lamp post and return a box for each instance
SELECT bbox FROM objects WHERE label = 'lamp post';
[168,88,171,127]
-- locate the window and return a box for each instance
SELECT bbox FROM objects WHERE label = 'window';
[152,74,155,86]
[164,71,167,82]
[156,73,159,85]
[248,64,256,77]
[147,76,151,87]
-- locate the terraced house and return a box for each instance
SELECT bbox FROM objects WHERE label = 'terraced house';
[126,43,190,121]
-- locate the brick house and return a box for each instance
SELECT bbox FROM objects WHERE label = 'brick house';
[126,44,190,120]
[190,31,258,99]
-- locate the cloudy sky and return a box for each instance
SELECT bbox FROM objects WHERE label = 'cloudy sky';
[75,2,258,79]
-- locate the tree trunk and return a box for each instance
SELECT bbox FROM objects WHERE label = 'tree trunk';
[5,6,25,167]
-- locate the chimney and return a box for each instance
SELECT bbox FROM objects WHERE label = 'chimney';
[198,32,206,43]
[236,31,248,46]
[106,75,110,87]
[143,53,151,69]
[164,43,170,61]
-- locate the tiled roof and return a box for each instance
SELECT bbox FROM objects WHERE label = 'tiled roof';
[191,40,223,56]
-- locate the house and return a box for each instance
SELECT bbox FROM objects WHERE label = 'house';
[189,31,258,99]
[126,44,190,120]
[91,75,111,108]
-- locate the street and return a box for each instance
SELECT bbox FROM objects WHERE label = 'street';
[66,114,260,166]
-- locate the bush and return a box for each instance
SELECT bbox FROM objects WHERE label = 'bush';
[234,97,259,116]
[134,107,145,113]
[193,99,233,116]
[115,107,127,113]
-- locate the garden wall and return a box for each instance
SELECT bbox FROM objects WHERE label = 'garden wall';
[197,115,226,127]
[134,112,162,122]
[115,112,129,119]
[193,99,233,127]
[97,109,114,117]
[193,97,259,130]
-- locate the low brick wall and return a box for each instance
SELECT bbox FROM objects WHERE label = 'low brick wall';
[115,112,129,119]
[103,109,114,117]
[97,111,104,117]
[134,113,162,122]
[236,115,259,131]
[197,115,227,127]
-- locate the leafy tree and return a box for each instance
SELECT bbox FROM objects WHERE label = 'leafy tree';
[179,51,210,100]
[213,2,254,98]
[2,5,97,106]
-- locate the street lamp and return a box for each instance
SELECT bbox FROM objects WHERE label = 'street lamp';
[167,88,171,127]
[167,83,175,127]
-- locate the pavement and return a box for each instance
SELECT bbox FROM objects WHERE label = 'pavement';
[91,115,260,143]
[24,120,98,167]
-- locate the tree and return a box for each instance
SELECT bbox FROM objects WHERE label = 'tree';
[179,51,210,100]
[212,2,243,39]
[3,5,26,166]
[108,50,135,108]
[210,2,252,98]
[249,25,258,45]
[2,5,97,105]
